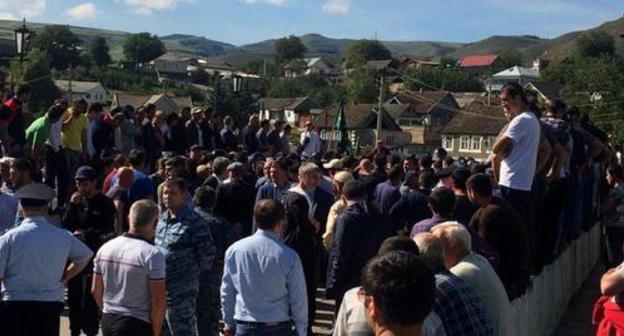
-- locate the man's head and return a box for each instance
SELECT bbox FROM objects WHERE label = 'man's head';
[191,107,204,122]
[358,158,373,175]
[227,162,246,180]
[165,156,187,180]
[16,84,31,102]
[419,154,433,170]
[418,171,435,191]
[501,82,528,117]
[212,157,230,179]
[46,105,64,123]
[451,168,470,192]
[72,99,88,115]
[117,167,134,189]
[9,158,33,188]
[87,103,103,121]
[194,186,216,211]
[153,110,166,126]
[435,166,454,189]
[466,173,492,207]
[360,252,435,334]
[163,177,187,213]
[254,199,285,236]
[271,158,290,187]
[332,171,354,196]
[248,114,259,127]
[378,236,420,257]
[14,183,53,215]
[128,149,147,170]
[224,116,233,128]
[431,221,472,269]
[428,187,455,215]
[298,162,321,190]
[259,119,270,131]
[412,233,445,272]
[387,165,403,185]
[373,154,387,171]
[128,200,160,241]
[607,165,623,187]
[342,180,367,203]
[74,166,98,197]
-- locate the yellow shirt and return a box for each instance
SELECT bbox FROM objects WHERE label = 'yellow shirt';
[61,108,88,152]
[323,199,348,250]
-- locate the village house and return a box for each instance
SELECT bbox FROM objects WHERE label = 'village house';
[314,103,411,150]
[440,101,506,161]
[385,90,460,153]
[399,57,440,74]
[459,54,500,73]
[111,92,193,115]
[55,80,108,105]
[284,57,337,79]
[258,97,317,127]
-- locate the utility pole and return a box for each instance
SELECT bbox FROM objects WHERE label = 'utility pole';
[376,71,384,143]
[68,63,73,104]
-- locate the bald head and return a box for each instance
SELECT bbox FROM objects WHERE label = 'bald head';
[118,167,134,189]
[413,233,445,272]
[431,221,472,269]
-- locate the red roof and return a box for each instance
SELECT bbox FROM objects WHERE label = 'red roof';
[460,54,499,68]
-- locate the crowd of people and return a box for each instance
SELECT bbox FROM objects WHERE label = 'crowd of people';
[0,81,619,336]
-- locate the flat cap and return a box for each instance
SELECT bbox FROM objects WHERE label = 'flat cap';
[14,183,54,201]
[191,107,204,115]
[227,162,245,174]
[323,158,343,170]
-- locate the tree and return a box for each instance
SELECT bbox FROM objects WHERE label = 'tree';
[20,51,59,115]
[274,36,307,65]
[344,68,379,103]
[190,68,211,85]
[31,25,81,70]
[343,40,392,68]
[123,33,166,63]
[493,48,523,72]
[403,67,483,92]
[89,36,111,67]
[576,31,615,59]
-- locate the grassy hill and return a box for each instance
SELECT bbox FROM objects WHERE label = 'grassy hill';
[0,16,623,68]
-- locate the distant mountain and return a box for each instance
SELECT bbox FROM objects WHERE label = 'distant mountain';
[0,16,622,68]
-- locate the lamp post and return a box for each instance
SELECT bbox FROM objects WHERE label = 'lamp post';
[14,18,34,67]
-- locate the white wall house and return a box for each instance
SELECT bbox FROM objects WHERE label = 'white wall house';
[55,80,108,105]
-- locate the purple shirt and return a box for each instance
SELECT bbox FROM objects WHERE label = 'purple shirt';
[410,214,454,237]
[373,182,401,215]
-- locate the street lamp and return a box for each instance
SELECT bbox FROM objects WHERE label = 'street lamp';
[14,18,34,66]
[232,74,243,94]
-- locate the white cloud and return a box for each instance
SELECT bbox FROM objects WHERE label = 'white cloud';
[0,0,46,19]
[119,0,194,15]
[242,0,288,6]
[322,0,351,15]
[65,3,97,20]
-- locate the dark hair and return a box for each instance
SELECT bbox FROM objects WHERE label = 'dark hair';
[608,165,624,181]
[164,177,187,193]
[88,103,103,113]
[373,154,387,169]
[419,154,433,169]
[378,236,420,256]
[452,168,470,190]
[113,154,127,167]
[466,173,492,197]
[362,252,435,327]
[418,171,436,190]
[194,186,216,209]
[273,157,291,172]
[387,164,403,181]
[128,149,146,167]
[11,158,33,175]
[429,187,455,214]
[16,84,31,97]
[502,82,528,104]
[20,198,48,208]
[254,199,285,230]
[46,105,64,121]
[342,180,366,201]
[165,156,187,170]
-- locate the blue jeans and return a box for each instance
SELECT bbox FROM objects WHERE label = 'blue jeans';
[236,321,293,336]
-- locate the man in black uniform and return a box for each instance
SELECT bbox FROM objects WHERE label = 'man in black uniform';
[63,165,116,336]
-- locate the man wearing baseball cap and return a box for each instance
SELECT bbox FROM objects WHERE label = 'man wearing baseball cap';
[0,183,93,336]
[186,107,214,151]
[63,166,116,336]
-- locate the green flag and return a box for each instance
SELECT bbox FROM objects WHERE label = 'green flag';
[335,98,351,154]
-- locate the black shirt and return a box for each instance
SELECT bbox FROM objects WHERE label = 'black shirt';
[63,192,116,251]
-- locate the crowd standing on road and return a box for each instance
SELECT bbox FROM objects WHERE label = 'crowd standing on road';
[0,82,618,336]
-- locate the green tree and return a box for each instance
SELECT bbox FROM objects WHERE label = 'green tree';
[403,67,483,92]
[576,31,615,59]
[20,51,59,115]
[343,40,392,68]
[274,36,307,65]
[89,36,111,67]
[32,25,81,70]
[190,68,211,85]
[123,33,166,63]
[344,68,379,103]
[493,48,523,72]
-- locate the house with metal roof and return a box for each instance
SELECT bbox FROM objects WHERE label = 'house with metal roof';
[55,80,107,105]
[258,97,317,127]
[487,66,540,92]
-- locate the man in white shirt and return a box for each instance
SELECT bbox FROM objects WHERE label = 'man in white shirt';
[299,121,321,159]
[492,82,540,217]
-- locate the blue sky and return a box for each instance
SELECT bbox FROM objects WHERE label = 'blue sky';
[0,0,622,45]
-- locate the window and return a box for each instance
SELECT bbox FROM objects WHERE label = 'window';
[471,136,482,151]
[442,135,454,151]
[459,135,470,151]
[483,136,493,153]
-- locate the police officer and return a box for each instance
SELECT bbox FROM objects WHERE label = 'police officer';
[193,186,238,336]
[0,183,93,336]
[156,178,215,336]
[63,166,116,336]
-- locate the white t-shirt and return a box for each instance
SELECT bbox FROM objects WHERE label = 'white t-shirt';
[499,111,540,191]
[300,131,321,158]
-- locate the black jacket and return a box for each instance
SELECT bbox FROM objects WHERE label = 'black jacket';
[389,189,431,232]
[326,202,390,300]
[185,120,214,151]
[214,178,255,236]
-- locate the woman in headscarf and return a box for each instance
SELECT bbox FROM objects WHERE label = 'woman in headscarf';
[282,191,317,334]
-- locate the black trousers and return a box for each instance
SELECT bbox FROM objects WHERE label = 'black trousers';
[102,313,152,336]
[68,272,100,336]
[606,226,624,268]
[45,146,69,208]
[0,301,63,336]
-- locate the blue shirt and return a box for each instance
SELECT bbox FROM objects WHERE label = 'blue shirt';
[111,169,154,204]
[0,216,93,302]
[221,229,308,336]
[0,193,18,234]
